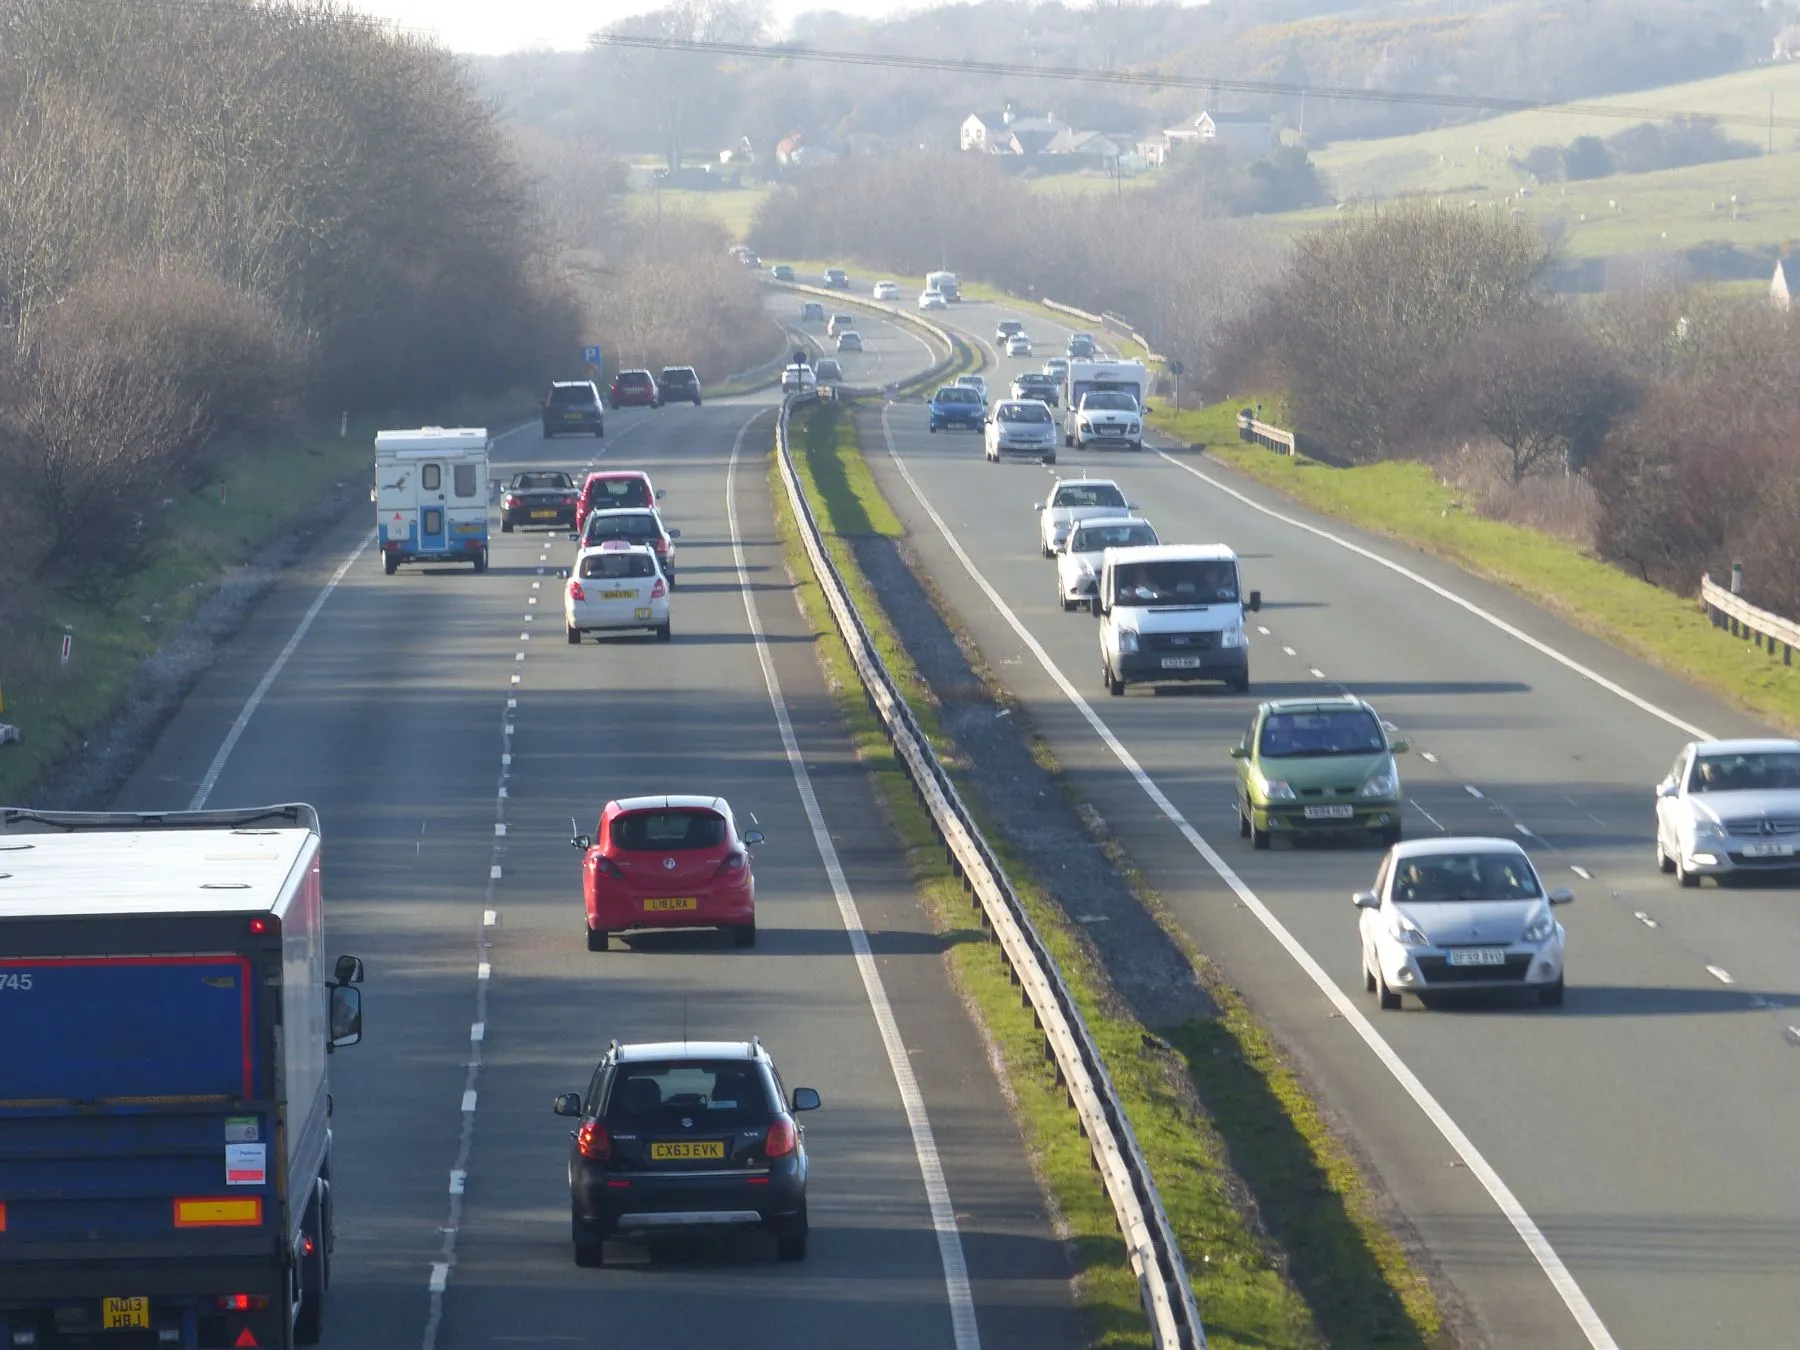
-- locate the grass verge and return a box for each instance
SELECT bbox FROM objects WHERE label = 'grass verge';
[778,399,1444,1348]
[1140,401,1800,732]
[0,396,530,801]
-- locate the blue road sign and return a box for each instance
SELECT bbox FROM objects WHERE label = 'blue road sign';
[581,345,603,367]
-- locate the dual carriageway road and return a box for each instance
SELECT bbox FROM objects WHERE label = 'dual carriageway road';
[99,305,1081,1350]
[845,290,1800,1349]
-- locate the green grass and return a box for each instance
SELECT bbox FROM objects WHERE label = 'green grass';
[624,185,771,240]
[0,396,530,802]
[781,400,1444,1348]
[1165,428,1800,733]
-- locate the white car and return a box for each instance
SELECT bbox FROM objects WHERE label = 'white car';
[1005,332,1033,357]
[984,399,1058,464]
[954,374,988,405]
[565,541,671,643]
[1042,357,1069,382]
[918,289,947,310]
[780,363,817,394]
[873,280,902,301]
[1035,478,1133,555]
[836,331,863,352]
[1056,516,1158,611]
[1069,391,1143,450]
[1654,738,1800,886]
[995,319,1025,343]
[1356,838,1573,1009]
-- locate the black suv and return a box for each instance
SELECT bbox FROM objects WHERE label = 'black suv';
[543,381,604,437]
[553,1038,819,1266]
[657,366,702,406]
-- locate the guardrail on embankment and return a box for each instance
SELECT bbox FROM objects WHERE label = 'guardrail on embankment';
[1236,409,1298,457]
[773,390,1205,1350]
[1041,298,1167,363]
[1702,570,1800,666]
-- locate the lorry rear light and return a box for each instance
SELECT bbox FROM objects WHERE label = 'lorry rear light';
[650,578,666,600]
[764,1118,797,1158]
[576,1120,611,1161]
[215,1295,269,1311]
[568,581,586,601]
[248,918,268,934]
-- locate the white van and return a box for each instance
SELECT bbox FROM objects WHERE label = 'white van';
[375,427,492,575]
[1091,543,1261,695]
[926,270,960,302]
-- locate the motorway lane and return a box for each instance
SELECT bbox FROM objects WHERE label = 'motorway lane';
[861,297,1800,1348]
[101,390,1080,1350]
[771,286,940,390]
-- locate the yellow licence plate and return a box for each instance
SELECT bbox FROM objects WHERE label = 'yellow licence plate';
[103,1298,149,1330]
[644,896,697,912]
[530,509,556,519]
[634,607,653,620]
[601,589,635,599]
[650,1140,725,1161]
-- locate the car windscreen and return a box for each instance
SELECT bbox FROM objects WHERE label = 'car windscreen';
[579,552,656,579]
[1687,750,1800,792]
[617,372,651,386]
[997,403,1051,423]
[512,472,573,490]
[584,513,659,542]
[1052,484,1126,509]
[659,369,693,383]
[1258,709,1385,758]
[588,479,651,508]
[550,386,596,406]
[935,388,978,405]
[1111,559,1238,606]
[999,321,1022,333]
[611,810,726,852]
[1072,522,1156,552]
[1083,392,1138,411]
[604,1060,775,1131]
[1390,852,1542,904]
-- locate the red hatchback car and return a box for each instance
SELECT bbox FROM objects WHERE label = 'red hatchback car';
[609,369,659,409]
[576,470,662,531]
[573,796,763,951]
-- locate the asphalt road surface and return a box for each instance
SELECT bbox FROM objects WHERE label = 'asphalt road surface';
[101,322,1082,1350]
[864,293,1800,1350]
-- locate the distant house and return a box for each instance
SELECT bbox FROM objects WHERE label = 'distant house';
[1774,259,1795,312]
[1162,110,1274,157]
[1044,128,1129,163]
[961,104,1069,154]
[1775,24,1800,60]
[1136,133,1174,167]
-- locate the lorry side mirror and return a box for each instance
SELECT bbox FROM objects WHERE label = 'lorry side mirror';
[1248,590,1262,612]
[333,955,365,985]
[328,985,363,1050]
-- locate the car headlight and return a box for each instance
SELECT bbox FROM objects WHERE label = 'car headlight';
[1389,914,1430,947]
[1079,420,1092,433]
[1692,819,1725,842]
[1117,629,1139,654]
[1522,908,1556,943]
[1360,771,1397,798]
[1129,422,1141,435]
[1260,777,1296,800]
[1219,626,1245,649]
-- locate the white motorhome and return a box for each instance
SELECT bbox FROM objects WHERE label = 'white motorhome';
[1091,543,1261,695]
[1063,359,1149,448]
[925,270,961,302]
[375,427,492,575]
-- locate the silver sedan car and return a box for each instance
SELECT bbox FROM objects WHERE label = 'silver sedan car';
[1654,738,1800,886]
[1356,838,1572,1009]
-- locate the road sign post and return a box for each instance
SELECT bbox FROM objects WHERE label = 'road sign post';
[581,345,603,381]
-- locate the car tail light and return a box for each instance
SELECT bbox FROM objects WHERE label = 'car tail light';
[650,578,666,599]
[595,854,625,880]
[215,1295,270,1312]
[568,580,586,601]
[764,1118,797,1158]
[715,851,746,877]
[654,537,667,553]
[502,494,519,507]
[577,1120,611,1161]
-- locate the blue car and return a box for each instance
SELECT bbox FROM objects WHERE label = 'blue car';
[928,385,985,432]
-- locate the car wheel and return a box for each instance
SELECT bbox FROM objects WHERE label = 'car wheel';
[1237,799,1251,839]
[383,552,398,576]
[1229,675,1251,694]
[472,549,487,574]
[585,926,609,952]
[694,397,702,406]
[1064,432,1073,447]
[1043,453,1056,464]
[1655,830,1676,874]
[1539,978,1565,1008]
[595,425,604,437]
[1106,663,1125,697]
[776,1228,807,1262]
[1362,953,1377,993]
[543,427,555,439]
[1380,824,1403,847]
[732,921,756,948]
[566,625,580,645]
[1377,971,1403,1011]
[656,623,672,642]
[573,1240,605,1268]
[1675,854,1700,888]
[1251,820,1271,850]
[501,519,514,533]
[930,424,938,434]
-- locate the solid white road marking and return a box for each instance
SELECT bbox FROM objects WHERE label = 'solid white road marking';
[1707,965,1735,985]
[1409,799,1447,833]
[1152,448,1714,741]
[879,403,1621,1350]
[728,412,981,1350]
[189,531,373,808]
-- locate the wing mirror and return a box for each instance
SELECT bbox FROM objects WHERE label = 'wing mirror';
[668,528,682,539]
[1089,595,1103,617]
[1655,782,1678,798]
[1229,745,1249,760]
[791,1087,821,1112]
[655,489,666,500]
[1033,501,1045,511]
[1548,888,1575,906]
[1247,590,1262,612]
[568,532,580,542]
[744,829,765,846]
[1127,501,1140,511]
[553,1093,583,1118]
[333,955,365,985]
[570,817,592,851]
[328,985,362,1050]
[1352,890,1381,910]
[1390,739,1411,754]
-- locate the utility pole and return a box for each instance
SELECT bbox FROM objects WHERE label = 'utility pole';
[1770,89,1776,157]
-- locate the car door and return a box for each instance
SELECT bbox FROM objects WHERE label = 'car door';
[1657,746,1693,849]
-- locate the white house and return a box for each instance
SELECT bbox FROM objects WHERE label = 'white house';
[1162,110,1274,157]
[1774,259,1794,312]
[961,106,1069,154]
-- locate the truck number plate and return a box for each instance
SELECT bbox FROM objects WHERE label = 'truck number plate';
[103,1298,150,1330]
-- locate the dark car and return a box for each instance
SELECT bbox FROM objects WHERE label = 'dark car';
[1066,332,1097,359]
[822,267,849,289]
[553,1038,821,1266]
[928,384,985,432]
[500,469,579,532]
[609,369,659,410]
[1012,371,1060,407]
[543,381,604,437]
[657,366,702,406]
[577,507,679,584]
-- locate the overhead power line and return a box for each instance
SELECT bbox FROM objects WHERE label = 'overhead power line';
[594,33,1800,132]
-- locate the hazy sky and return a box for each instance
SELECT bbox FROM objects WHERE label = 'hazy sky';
[343,0,901,54]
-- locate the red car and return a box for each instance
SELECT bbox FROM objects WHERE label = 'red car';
[573,796,763,951]
[576,470,661,531]
[609,369,659,409]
